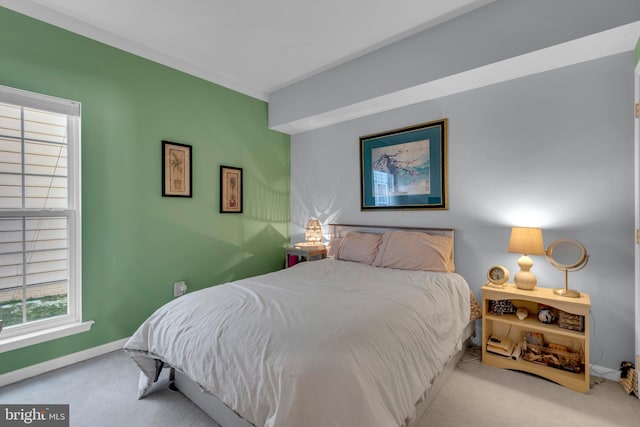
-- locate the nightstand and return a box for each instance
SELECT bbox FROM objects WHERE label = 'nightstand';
[284,246,327,268]
[482,284,590,393]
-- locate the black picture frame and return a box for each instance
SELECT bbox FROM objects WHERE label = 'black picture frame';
[162,140,192,197]
[220,165,243,213]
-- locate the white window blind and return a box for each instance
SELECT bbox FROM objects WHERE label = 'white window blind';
[0,85,81,337]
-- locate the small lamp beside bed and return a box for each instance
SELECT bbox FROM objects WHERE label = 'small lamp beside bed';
[508,226,545,290]
[295,219,324,249]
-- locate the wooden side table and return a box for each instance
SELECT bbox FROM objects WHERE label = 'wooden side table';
[284,246,327,268]
[481,284,591,393]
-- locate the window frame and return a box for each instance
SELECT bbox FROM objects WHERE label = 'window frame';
[0,85,91,351]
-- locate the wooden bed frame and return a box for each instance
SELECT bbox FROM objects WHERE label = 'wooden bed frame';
[171,224,468,427]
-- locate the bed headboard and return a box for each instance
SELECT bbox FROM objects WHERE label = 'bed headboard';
[327,224,455,266]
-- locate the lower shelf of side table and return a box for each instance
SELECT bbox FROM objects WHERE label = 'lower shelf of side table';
[482,351,589,393]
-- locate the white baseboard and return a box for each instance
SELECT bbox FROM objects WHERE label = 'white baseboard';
[0,337,129,387]
[591,364,620,382]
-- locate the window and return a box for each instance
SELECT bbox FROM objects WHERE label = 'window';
[373,170,392,206]
[0,85,89,349]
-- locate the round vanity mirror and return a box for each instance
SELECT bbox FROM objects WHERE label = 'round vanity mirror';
[545,239,588,298]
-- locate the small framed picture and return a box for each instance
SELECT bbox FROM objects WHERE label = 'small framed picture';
[220,165,243,213]
[162,140,192,197]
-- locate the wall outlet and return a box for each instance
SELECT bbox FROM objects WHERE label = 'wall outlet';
[173,281,187,297]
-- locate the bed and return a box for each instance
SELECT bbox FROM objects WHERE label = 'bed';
[124,224,481,427]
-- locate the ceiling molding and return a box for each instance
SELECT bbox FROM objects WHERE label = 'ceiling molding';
[0,0,268,100]
[0,0,495,102]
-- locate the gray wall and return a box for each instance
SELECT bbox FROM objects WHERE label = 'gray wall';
[290,52,634,370]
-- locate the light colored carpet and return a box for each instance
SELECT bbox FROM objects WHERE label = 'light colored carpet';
[420,348,640,427]
[0,350,214,427]
[0,347,638,426]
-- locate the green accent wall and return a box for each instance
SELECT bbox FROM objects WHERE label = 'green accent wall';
[0,7,290,374]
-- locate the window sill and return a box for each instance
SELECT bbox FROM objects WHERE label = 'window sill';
[0,321,94,353]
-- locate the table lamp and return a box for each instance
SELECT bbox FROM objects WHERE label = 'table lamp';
[508,226,545,290]
[295,219,323,248]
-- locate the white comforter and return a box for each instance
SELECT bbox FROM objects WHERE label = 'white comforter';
[124,259,471,427]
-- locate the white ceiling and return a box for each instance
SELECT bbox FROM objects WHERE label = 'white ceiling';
[0,0,494,100]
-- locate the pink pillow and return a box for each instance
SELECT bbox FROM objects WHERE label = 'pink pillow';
[373,230,454,272]
[335,232,382,265]
[326,237,343,258]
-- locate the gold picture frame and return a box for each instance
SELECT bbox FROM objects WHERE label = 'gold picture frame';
[220,165,243,213]
[162,140,192,197]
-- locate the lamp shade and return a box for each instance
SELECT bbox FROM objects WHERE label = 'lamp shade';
[508,227,545,256]
[305,219,323,244]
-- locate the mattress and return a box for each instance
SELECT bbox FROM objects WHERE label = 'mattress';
[124,258,472,427]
